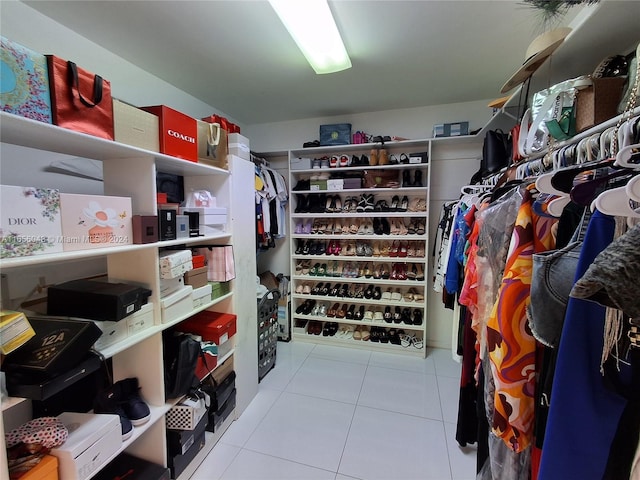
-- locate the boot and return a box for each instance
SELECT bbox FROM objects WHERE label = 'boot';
[118,377,151,426]
[94,381,133,440]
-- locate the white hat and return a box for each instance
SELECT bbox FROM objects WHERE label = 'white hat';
[501,27,572,93]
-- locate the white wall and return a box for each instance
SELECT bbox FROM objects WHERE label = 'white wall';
[245,100,495,153]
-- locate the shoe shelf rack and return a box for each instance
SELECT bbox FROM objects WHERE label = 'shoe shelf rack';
[0,112,259,479]
[288,140,430,358]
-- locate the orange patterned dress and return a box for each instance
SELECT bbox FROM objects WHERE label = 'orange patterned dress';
[486,186,557,453]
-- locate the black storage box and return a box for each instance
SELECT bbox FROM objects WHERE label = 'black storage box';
[168,418,207,478]
[1,316,102,376]
[94,452,171,480]
[167,408,208,456]
[209,370,236,411]
[5,350,102,400]
[47,279,152,321]
[208,388,236,433]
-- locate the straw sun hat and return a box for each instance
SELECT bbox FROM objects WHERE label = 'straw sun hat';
[501,27,572,93]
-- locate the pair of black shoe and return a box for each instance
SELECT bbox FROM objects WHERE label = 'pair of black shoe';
[402,170,423,187]
[94,377,151,440]
[296,299,316,315]
[370,326,389,343]
[350,154,370,166]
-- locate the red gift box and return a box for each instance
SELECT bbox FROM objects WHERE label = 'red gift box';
[142,105,197,162]
[179,311,236,345]
[192,254,205,269]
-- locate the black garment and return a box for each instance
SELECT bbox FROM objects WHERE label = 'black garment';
[456,307,478,447]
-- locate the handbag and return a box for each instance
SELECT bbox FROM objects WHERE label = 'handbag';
[196,245,236,281]
[46,55,114,140]
[520,75,592,155]
[481,129,511,176]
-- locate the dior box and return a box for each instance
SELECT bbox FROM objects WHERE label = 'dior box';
[51,412,122,480]
[1,185,63,258]
[158,208,177,241]
[59,193,133,252]
[47,279,152,322]
[113,99,160,152]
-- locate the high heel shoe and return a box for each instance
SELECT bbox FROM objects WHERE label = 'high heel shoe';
[390,195,400,212]
[398,196,409,212]
[414,170,423,187]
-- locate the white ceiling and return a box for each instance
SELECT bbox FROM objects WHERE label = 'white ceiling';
[20,1,638,126]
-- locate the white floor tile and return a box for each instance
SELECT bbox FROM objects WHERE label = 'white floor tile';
[437,376,461,424]
[443,421,478,480]
[244,391,355,471]
[358,365,442,420]
[286,356,367,404]
[429,347,462,378]
[339,406,451,480]
[258,353,306,391]
[309,343,372,365]
[369,350,436,375]
[336,474,363,480]
[220,387,281,447]
[190,442,241,480]
[277,339,316,360]
[219,449,336,480]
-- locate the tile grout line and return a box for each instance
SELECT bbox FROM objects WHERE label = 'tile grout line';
[435,373,455,480]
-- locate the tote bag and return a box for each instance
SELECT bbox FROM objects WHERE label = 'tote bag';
[47,55,114,140]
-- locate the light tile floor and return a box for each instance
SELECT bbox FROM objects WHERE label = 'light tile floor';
[191,342,477,480]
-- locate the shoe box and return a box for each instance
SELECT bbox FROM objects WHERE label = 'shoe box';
[161,285,193,324]
[166,407,208,456]
[178,311,237,348]
[93,452,170,480]
[47,279,152,322]
[208,370,236,412]
[210,388,236,433]
[166,392,208,431]
[20,454,58,480]
[191,283,212,309]
[51,412,122,480]
[167,411,208,479]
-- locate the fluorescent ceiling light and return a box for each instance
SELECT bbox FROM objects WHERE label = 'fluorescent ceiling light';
[269,0,351,74]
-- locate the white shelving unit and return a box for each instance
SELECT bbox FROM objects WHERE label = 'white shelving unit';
[288,140,431,357]
[0,112,258,479]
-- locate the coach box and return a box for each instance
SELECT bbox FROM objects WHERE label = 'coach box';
[59,194,133,252]
[142,105,198,162]
[1,185,63,259]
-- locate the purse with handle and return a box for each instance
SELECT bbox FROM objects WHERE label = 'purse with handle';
[46,55,114,140]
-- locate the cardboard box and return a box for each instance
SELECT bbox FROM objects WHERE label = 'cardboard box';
[47,279,152,322]
[327,179,344,191]
[160,276,184,298]
[161,285,193,324]
[433,121,469,137]
[51,412,122,480]
[168,430,205,479]
[160,260,193,280]
[211,388,236,433]
[290,157,312,170]
[141,105,198,162]
[21,454,58,480]
[192,254,205,269]
[157,208,177,241]
[180,206,227,227]
[209,370,236,411]
[184,266,208,288]
[192,284,212,309]
[113,99,160,152]
[310,180,327,191]
[228,132,250,161]
[167,407,208,456]
[92,318,129,350]
[1,185,63,258]
[59,193,133,252]
[132,215,158,244]
[126,303,154,336]
[166,393,207,430]
[178,311,237,346]
[343,177,362,189]
[0,310,35,355]
[210,281,231,299]
[576,77,626,133]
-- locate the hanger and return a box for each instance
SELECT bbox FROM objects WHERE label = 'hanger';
[626,175,640,202]
[615,143,640,168]
[593,184,640,228]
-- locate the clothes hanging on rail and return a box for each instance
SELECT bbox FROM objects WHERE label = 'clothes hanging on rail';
[255,162,288,250]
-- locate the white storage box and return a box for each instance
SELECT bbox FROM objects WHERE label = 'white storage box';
[160,260,193,280]
[92,318,128,350]
[160,276,185,297]
[327,179,344,191]
[51,412,121,480]
[180,207,227,227]
[166,394,207,430]
[126,302,154,336]
[290,157,312,170]
[227,132,250,160]
[159,249,192,269]
[161,285,193,324]
[218,337,233,359]
[192,284,212,309]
